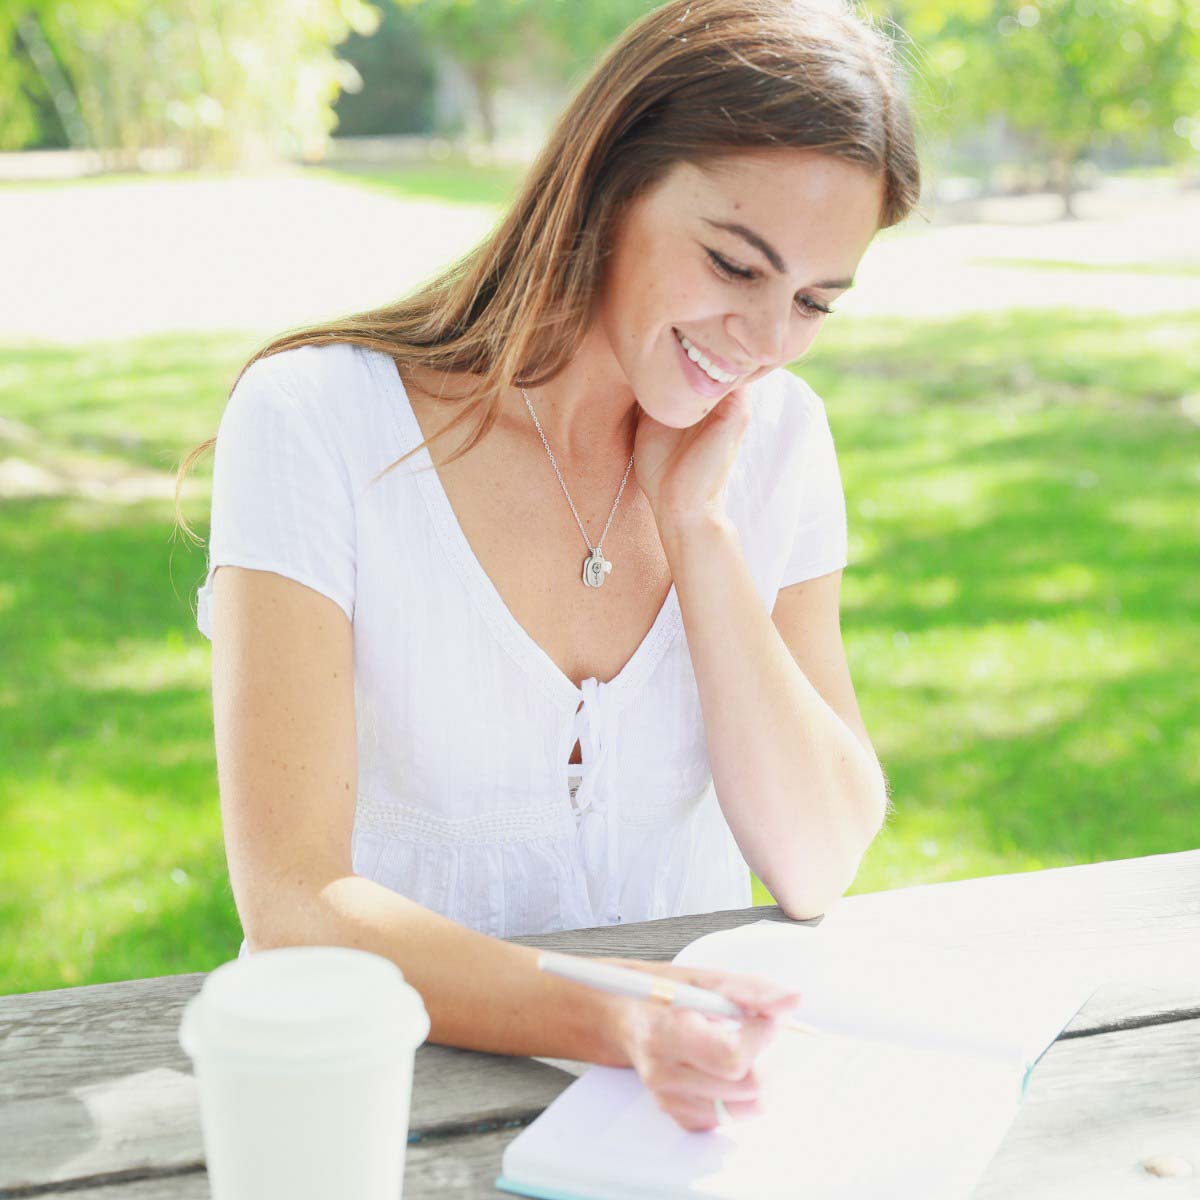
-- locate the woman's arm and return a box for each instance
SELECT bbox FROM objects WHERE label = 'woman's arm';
[211,564,631,1060]
[659,513,889,920]
[209,564,797,1109]
[253,874,637,1060]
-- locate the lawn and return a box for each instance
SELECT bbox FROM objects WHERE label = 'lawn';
[304,158,529,207]
[1,180,1196,991]
[2,306,1196,993]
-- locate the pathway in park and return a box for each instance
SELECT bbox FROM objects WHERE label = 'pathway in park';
[2,168,1197,344]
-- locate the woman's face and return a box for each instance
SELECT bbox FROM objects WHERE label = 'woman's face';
[596,149,885,428]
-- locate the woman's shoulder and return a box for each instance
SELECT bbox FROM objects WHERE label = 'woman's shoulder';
[754,363,827,420]
[231,341,400,452]
[743,365,832,469]
[236,340,387,410]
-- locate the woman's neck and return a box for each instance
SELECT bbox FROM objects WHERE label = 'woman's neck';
[503,322,638,466]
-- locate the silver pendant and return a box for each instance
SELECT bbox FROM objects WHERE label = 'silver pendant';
[582,548,613,588]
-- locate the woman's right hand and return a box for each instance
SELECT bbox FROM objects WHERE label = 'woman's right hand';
[600,956,802,1133]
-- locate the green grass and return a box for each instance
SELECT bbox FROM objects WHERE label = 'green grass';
[2,308,1198,992]
[0,157,530,207]
[0,167,271,193]
[305,159,529,207]
[967,256,1200,276]
[755,307,1200,900]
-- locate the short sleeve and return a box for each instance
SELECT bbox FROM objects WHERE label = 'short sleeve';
[778,380,849,588]
[195,356,357,640]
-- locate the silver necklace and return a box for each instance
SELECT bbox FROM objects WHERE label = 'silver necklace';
[521,387,634,588]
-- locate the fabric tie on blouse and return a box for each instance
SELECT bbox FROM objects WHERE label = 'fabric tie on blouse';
[570,676,624,925]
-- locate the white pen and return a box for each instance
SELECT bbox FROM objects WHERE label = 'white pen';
[537,952,821,1035]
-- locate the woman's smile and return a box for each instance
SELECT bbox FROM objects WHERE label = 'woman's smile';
[672,327,742,399]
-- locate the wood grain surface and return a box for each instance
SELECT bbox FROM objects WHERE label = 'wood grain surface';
[2,850,1196,1198]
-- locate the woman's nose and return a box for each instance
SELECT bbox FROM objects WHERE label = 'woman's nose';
[728,307,792,370]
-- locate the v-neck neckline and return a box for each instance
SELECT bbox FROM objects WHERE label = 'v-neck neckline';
[372,350,683,711]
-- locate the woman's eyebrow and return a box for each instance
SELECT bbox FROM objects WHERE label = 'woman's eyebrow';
[701,217,855,289]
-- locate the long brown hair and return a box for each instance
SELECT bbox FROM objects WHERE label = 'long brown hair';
[174,0,922,543]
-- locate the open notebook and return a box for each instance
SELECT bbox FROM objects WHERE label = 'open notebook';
[496,920,1100,1200]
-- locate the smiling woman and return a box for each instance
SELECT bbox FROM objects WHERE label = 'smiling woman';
[590,150,883,432]
[173,0,922,1135]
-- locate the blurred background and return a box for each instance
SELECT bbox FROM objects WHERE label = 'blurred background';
[1,0,1197,994]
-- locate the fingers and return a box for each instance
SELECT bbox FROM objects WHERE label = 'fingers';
[614,961,802,1135]
[637,1009,778,1134]
[655,1092,764,1134]
[680,967,801,1019]
[673,1009,781,1082]
[659,1094,722,1132]
[642,1060,762,1104]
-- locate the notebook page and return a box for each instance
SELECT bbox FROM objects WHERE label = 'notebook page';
[499,1019,1022,1200]
[499,921,1099,1198]
[674,920,1099,1068]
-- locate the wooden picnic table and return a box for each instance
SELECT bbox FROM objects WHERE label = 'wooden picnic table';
[2,849,1198,1198]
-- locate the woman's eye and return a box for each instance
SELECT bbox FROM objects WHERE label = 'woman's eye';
[799,297,835,316]
[706,249,753,281]
[705,247,835,318]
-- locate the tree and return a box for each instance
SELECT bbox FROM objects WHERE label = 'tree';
[873,0,1200,218]
[0,0,382,167]
[390,0,655,144]
[333,3,439,137]
[390,0,542,145]
[532,0,658,88]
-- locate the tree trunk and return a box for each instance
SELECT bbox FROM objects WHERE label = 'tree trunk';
[465,60,497,146]
[1056,149,1081,221]
[15,15,89,149]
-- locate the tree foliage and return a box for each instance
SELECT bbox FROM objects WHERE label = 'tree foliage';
[0,0,381,166]
[333,2,438,137]
[870,0,1200,209]
[390,0,656,142]
[3,0,1197,183]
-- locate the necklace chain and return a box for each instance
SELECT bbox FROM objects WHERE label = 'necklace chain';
[521,387,634,578]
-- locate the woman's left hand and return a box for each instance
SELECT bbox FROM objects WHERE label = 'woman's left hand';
[633,385,752,534]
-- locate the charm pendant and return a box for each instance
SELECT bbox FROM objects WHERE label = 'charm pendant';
[582,548,613,588]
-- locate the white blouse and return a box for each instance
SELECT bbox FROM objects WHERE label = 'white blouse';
[195,343,848,955]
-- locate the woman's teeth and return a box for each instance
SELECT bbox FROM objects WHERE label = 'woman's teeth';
[674,329,739,384]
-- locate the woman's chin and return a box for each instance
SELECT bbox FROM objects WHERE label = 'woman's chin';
[638,391,716,430]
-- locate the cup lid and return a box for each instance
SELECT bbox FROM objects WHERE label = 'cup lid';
[180,946,430,1066]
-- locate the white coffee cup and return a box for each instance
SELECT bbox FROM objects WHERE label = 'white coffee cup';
[180,945,430,1200]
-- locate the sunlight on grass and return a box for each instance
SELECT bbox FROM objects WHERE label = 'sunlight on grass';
[309,159,526,208]
[1013,563,1100,604]
[1110,495,1194,532]
[63,632,211,694]
[0,333,261,474]
[967,256,1200,277]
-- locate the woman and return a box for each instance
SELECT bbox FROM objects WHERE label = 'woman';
[176,0,920,1133]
